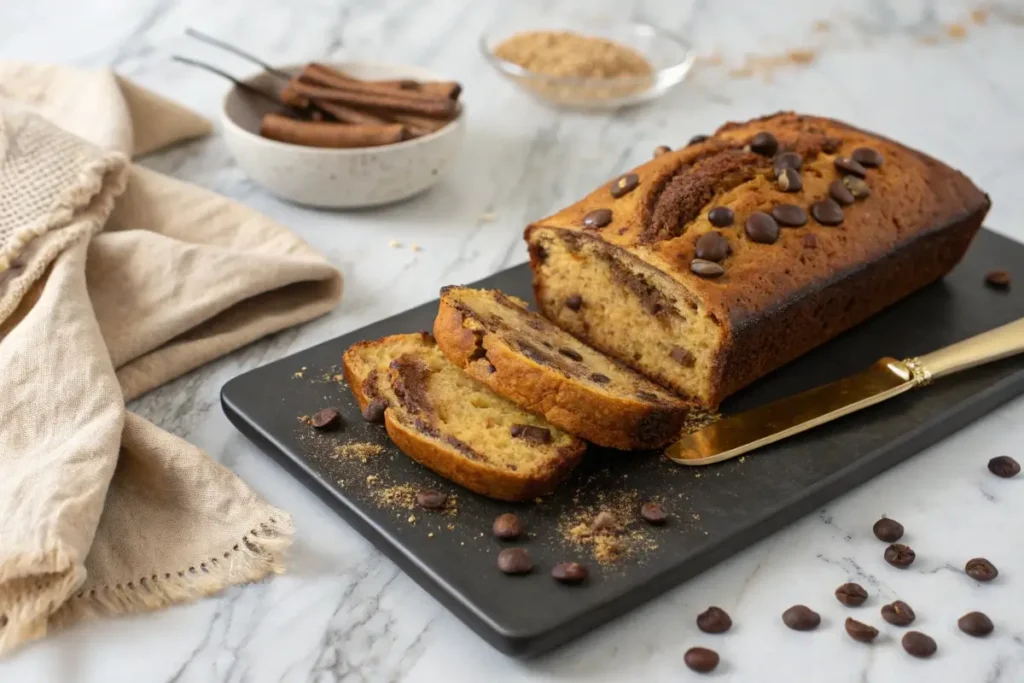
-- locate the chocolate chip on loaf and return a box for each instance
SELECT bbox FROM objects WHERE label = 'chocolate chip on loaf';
[843,175,871,199]
[745,212,780,243]
[695,232,730,262]
[558,347,583,362]
[510,424,553,444]
[749,131,778,157]
[653,145,672,157]
[834,156,867,178]
[670,346,696,367]
[773,151,802,176]
[777,167,803,192]
[610,173,640,198]
[851,147,884,167]
[772,204,808,227]
[565,294,584,311]
[829,179,856,206]
[361,398,387,423]
[691,259,725,278]
[708,206,735,228]
[811,198,844,226]
[687,134,709,146]
[589,373,611,384]
[583,208,613,229]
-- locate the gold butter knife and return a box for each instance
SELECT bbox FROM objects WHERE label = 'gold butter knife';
[666,316,1024,466]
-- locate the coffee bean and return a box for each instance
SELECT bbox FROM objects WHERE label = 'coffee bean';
[361,398,387,423]
[782,605,821,631]
[985,270,1011,290]
[958,611,994,637]
[492,513,524,540]
[988,455,1020,478]
[845,617,879,643]
[708,206,735,227]
[802,233,818,248]
[873,518,904,542]
[688,134,710,146]
[901,631,937,658]
[416,489,448,510]
[884,543,916,568]
[551,562,588,584]
[690,259,725,278]
[683,647,719,673]
[510,424,552,444]
[592,511,619,533]
[745,212,780,244]
[773,151,803,176]
[965,557,998,582]
[670,346,695,367]
[777,167,803,192]
[750,131,779,157]
[834,156,867,178]
[696,231,731,261]
[565,294,584,311]
[497,547,533,574]
[610,173,640,198]
[881,600,916,626]
[558,347,583,362]
[811,198,844,226]
[829,179,856,206]
[310,407,342,430]
[653,144,672,157]
[696,606,732,634]
[835,582,868,607]
[640,501,668,525]
[771,204,808,227]
[590,373,610,384]
[843,175,871,199]
[851,147,884,168]
[583,208,612,229]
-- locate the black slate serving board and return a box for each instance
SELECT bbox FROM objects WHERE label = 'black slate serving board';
[222,228,1024,658]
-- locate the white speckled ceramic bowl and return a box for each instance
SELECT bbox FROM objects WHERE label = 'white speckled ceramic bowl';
[222,62,465,208]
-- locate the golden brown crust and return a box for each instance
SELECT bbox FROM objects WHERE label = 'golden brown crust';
[433,291,690,449]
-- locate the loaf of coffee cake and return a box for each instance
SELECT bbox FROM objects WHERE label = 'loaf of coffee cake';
[526,112,989,407]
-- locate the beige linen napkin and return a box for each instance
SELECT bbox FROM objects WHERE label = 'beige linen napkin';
[0,63,343,654]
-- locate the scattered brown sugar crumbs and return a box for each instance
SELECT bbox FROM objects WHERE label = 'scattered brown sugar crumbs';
[366,474,380,486]
[334,442,385,463]
[947,23,968,39]
[373,483,419,509]
[560,490,660,565]
[298,415,313,426]
[293,366,308,379]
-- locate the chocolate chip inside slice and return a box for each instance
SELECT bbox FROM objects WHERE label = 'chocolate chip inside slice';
[558,347,583,362]
[829,179,856,206]
[415,489,448,510]
[771,204,808,227]
[640,501,668,524]
[492,512,524,539]
[811,198,844,226]
[845,618,879,643]
[583,208,613,229]
[843,175,871,199]
[988,455,1020,477]
[901,631,937,658]
[670,346,695,367]
[965,557,998,582]
[653,144,672,157]
[696,606,732,634]
[782,605,820,631]
[873,518,904,542]
[707,206,735,227]
[691,259,725,278]
[551,562,588,584]
[834,156,867,178]
[683,647,719,673]
[610,173,640,198]
[695,231,731,261]
[835,582,868,606]
[361,398,387,423]
[497,547,533,574]
[985,270,1011,290]
[958,611,994,637]
[851,147,884,167]
[745,212,780,243]
[565,294,584,311]
[310,407,342,430]
[884,543,916,568]
[589,373,611,384]
[881,600,916,626]
[773,151,802,176]
[749,131,779,157]
[510,424,552,444]
[777,167,803,192]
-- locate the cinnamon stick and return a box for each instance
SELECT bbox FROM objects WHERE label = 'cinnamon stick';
[304,62,461,100]
[287,80,457,118]
[374,111,451,134]
[260,114,405,148]
[314,100,393,126]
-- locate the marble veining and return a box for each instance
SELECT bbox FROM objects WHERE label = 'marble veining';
[2,0,1023,681]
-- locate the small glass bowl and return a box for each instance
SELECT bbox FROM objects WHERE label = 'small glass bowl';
[480,18,694,111]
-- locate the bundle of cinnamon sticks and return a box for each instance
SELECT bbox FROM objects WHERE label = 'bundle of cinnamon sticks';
[260,62,462,149]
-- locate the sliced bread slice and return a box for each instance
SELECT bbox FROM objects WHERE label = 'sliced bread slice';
[342,332,585,501]
[433,286,693,450]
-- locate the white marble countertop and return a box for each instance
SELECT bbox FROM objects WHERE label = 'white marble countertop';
[3,0,1024,681]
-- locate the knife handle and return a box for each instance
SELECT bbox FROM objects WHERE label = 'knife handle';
[914,316,1024,382]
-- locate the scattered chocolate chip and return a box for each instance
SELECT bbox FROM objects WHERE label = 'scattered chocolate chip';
[873,518,904,542]
[773,151,802,176]
[985,270,1011,290]
[558,347,583,362]
[592,511,619,533]
[610,173,640,198]
[811,198,844,226]
[688,134,710,146]
[640,502,668,525]
[745,212,780,244]
[361,398,387,423]
[884,543,916,568]
[771,204,808,227]
[902,631,937,658]
[696,606,732,634]
[589,373,610,384]
[845,617,879,643]
[653,145,672,157]
[777,167,803,192]
[310,408,342,430]
[690,258,725,278]
[492,513,524,540]
[988,455,1020,478]
[958,611,994,637]
[670,346,696,367]
[684,647,719,673]
[828,179,856,206]
[965,557,998,582]
[551,562,588,584]
[695,231,731,261]
[843,175,871,199]
[834,156,867,178]
[851,147,884,168]
[881,600,916,626]
[510,424,552,444]
[416,489,448,510]
[565,294,584,311]
[749,131,779,157]
[802,233,818,248]
[708,206,735,227]
[497,547,533,574]
[583,208,613,229]
[782,605,821,631]
[835,582,868,606]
